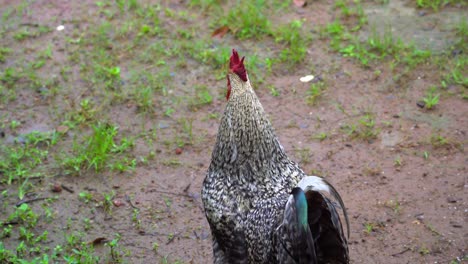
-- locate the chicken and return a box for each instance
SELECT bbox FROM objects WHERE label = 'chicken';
[201,49,349,264]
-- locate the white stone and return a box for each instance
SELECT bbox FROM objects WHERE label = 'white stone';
[299,75,314,83]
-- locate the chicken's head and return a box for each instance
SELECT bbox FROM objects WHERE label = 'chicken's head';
[226,49,248,100]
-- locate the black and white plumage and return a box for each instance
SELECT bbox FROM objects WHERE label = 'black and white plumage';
[201,49,349,264]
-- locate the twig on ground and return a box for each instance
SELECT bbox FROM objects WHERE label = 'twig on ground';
[16,197,50,207]
[125,195,140,210]
[61,184,75,193]
[391,248,410,257]
[166,231,182,245]
[2,221,19,226]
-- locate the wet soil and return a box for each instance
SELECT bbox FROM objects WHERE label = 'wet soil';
[0,0,466,263]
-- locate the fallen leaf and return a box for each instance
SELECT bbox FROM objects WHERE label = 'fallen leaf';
[89,237,108,245]
[300,75,315,83]
[56,125,69,133]
[211,26,229,39]
[293,0,307,7]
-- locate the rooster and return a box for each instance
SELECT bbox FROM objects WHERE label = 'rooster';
[202,49,349,264]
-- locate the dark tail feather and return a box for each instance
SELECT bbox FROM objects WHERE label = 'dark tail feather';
[304,222,317,264]
[296,176,349,263]
[306,191,349,263]
[276,188,318,263]
[322,178,350,239]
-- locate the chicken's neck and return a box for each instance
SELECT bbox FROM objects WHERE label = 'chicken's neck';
[210,90,288,171]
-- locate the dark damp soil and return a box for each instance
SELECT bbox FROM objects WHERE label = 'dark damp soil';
[0,0,466,263]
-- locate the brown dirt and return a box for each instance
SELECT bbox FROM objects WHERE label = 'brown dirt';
[0,0,466,263]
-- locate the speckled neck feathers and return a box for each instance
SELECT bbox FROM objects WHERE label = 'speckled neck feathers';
[210,83,287,173]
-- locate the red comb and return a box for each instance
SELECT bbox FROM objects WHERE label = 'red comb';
[229,49,247,82]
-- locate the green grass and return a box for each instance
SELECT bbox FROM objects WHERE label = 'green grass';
[78,191,94,203]
[335,0,367,30]
[322,20,349,51]
[0,47,11,62]
[134,85,154,112]
[306,82,327,105]
[342,113,380,140]
[63,123,134,173]
[0,203,103,263]
[268,85,280,96]
[430,133,450,148]
[189,0,223,11]
[321,15,432,70]
[275,20,311,64]
[416,0,467,11]
[363,222,375,234]
[438,18,468,93]
[422,87,440,110]
[338,25,431,68]
[0,67,22,88]
[384,198,402,214]
[216,1,272,39]
[189,85,213,109]
[294,147,312,165]
[394,155,403,167]
[313,132,328,141]
[1,201,126,263]
[0,131,59,186]
[63,98,97,127]
[442,54,467,88]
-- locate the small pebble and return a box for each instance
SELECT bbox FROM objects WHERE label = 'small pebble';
[51,183,62,193]
[158,122,169,129]
[15,136,26,144]
[299,123,308,129]
[447,197,457,203]
[200,230,209,240]
[451,49,462,56]
[38,86,49,95]
[113,199,124,207]
[415,213,424,221]
[313,75,323,83]
[450,221,462,228]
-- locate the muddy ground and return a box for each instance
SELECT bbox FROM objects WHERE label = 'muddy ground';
[0,0,466,263]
